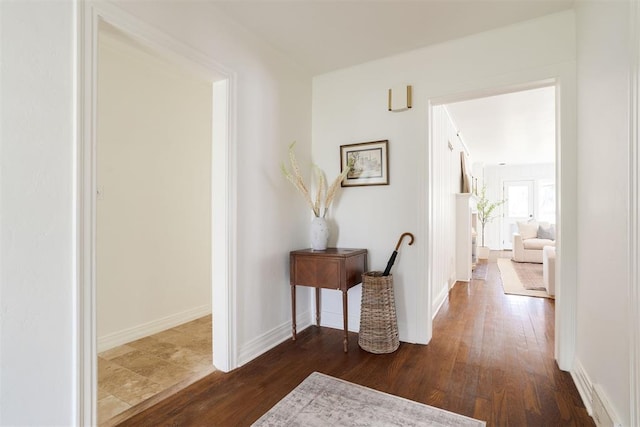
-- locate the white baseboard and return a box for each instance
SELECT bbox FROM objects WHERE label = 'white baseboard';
[237,310,312,367]
[572,358,594,415]
[432,283,449,319]
[592,383,623,427]
[570,358,622,427]
[320,310,359,332]
[449,274,457,290]
[97,304,211,352]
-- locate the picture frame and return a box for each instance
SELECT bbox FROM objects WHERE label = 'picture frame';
[340,140,389,187]
[460,151,471,193]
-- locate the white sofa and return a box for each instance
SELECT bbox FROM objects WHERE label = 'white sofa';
[543,246,556,295]
[512,221,556,263]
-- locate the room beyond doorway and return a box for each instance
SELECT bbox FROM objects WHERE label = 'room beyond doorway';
[95,21,215,424]
[97,315,215,425]
[81,4,236,424]
[96,22,213,353]
[444,85,557,253]
[427,79,571,369]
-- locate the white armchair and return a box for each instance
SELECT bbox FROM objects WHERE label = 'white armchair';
[512,221,556,263]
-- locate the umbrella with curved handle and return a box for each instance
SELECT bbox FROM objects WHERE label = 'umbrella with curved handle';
[382,232,415,276]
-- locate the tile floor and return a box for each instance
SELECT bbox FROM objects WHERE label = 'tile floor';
[98,315,215,424]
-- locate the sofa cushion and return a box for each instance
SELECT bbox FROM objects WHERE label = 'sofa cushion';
[523,238,556,250]
[537,223,556,240]
[517,221,539,240]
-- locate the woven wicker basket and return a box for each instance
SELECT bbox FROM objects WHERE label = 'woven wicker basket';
[358,271,400,354]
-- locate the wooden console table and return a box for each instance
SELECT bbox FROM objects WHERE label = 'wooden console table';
[289,248,368,352]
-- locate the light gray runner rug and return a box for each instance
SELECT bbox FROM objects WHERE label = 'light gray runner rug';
[252,372,486,426]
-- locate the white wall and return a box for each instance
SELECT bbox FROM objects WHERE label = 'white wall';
[432,106,466,306]
[575,1,632,424]
[315,105,465,330]
[1,0,312,424]
[312,11,576,344]
[96,28,212,350]
[483,163,555,249]
[0,1,76,424]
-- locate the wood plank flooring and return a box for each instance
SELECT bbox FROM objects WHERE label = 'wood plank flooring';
[118,255,594,426]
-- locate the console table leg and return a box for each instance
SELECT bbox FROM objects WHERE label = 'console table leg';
[291,285,297,340]
[342,290,348,352]
[315,288,321,326]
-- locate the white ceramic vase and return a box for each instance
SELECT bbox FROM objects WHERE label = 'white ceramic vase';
[310,216,329,250]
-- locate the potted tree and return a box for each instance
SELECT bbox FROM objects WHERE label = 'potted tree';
[476,185,506,260]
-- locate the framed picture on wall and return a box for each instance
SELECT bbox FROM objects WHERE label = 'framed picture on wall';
[460,151,471,193]
[340,140,389,187]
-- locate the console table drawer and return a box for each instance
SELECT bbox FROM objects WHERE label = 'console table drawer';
[292,256,341,289]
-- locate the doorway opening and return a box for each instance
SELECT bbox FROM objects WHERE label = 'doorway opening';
[80,4,236,425]
[95,21,216,423]
[427,80,565,362]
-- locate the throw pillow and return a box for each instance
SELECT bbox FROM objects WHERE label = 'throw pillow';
[537,224,556,240]
[517,221,538,240]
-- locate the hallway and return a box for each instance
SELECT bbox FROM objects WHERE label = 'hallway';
[118,254,593,426]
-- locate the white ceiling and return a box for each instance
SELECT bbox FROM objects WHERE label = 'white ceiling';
[211,0,574,75]
[445,86,556,166]
[209,1,566,166]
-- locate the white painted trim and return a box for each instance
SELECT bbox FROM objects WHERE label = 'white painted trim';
[433,79,556,106]
[432,284,449,319]
[593,384,624,427]
[321,310,360,332]
[92,3,230,81]
[573,360,623,426]
[629,0,640,424]
[97,306,212,353]
[442,106,471,157]
[237,311,312,366]
[212,77,238,373]
[75,1,94,424]
[78,2,237,424]
[416,100,433,345]
[554,69,578,371]
[572,358,594,415]
[78,4,99,425]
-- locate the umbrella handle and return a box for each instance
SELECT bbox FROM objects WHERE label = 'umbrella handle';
[395,232,415,251]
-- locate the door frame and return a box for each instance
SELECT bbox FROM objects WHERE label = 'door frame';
[630,0,640,423]
[424,74,576,372]
[77,2,238,424]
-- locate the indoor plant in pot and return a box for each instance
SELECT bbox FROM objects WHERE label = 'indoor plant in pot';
[281,142,351,250]
[476,185,506,260]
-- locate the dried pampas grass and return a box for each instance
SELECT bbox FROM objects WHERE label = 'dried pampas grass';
[281,142,351,218]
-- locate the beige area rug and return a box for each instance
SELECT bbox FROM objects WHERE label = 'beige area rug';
[253,372,486,426]
[497,258,553,299]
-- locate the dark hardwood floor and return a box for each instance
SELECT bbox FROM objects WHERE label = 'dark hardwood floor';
[118,256,594,426]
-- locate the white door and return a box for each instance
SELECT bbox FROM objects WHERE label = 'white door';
[502,180,535,250]
[537,180,556,224]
